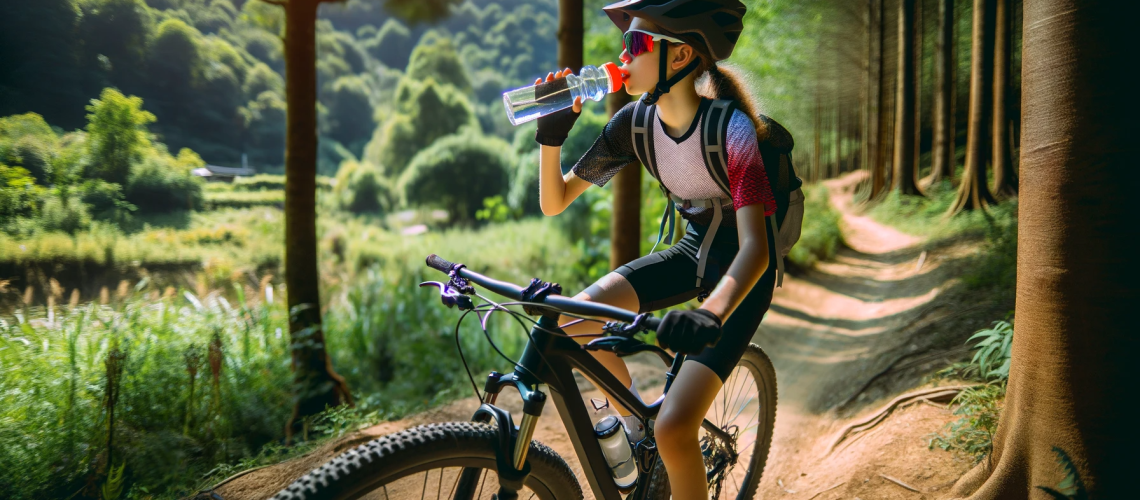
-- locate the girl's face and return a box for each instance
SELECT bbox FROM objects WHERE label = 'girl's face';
[619,18,696,95]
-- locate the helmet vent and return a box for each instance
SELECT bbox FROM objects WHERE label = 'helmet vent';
[712,11,739,27]
[725,31,740,44]
[663,0,721,18]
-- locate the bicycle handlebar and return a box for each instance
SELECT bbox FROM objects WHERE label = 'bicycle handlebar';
[426,254,661,332]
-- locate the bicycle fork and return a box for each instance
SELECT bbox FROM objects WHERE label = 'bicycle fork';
[455,371,547,500]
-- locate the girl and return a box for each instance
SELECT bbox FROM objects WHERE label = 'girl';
[533,0,776,497]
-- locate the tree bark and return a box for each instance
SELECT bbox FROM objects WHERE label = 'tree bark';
[558,0,583,74]
[863,0,879,193]
[990,0,1017,197]
[949,0,997,213]
[871,0,890,199]
[892,0,923,195]
[930,0,954,183]
[950,2,1132,497]
[913,0,924,176]
[282,0,352,439]
[608,91,641,269]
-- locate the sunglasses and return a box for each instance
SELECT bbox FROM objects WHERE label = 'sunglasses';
[622,29,685,60]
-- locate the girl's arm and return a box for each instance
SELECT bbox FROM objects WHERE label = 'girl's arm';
[698,203,771,321]
[539,144,593,216]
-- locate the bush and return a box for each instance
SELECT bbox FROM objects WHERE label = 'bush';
[786,183,844,268]
[399,131,514,224]
[334,160,390,214]
[37,194,91,234]
[203,190,284,209]
[125,155,204,212]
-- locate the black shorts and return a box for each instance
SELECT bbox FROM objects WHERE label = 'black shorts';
[614,220,777,382]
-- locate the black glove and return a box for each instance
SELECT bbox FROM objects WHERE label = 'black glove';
[656,309,722,355]
[535,105,580,147]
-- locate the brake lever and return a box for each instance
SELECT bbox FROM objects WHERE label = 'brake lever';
[584,335,674,366]
[419,281,474,310]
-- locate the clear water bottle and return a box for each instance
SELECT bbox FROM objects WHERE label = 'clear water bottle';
[593,415,639,490]
[502,62,627,126]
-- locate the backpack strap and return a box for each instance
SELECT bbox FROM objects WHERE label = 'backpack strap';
[700,99,737,198]
[633,99,679,251]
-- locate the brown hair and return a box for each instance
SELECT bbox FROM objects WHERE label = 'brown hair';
[671,37,769,142]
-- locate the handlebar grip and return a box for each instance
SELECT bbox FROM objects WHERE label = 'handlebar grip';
[425,254,454,273]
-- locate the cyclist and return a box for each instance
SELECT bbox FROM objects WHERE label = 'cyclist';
[533,0,777,497]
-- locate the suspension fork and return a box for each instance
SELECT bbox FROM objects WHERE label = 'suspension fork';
[455,371,548,500]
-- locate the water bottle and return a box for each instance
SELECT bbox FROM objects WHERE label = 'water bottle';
[593,415,639,490]
[502,62,628,126]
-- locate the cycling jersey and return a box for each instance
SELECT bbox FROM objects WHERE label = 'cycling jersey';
[571,96,777,227]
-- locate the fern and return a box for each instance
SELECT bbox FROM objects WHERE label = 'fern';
[967,318,1014,381]
[101,461,125,500]
[1036,446,1087,500]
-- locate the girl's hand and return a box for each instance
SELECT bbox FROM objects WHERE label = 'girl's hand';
[536,68,584,113]
[534,68,584,147]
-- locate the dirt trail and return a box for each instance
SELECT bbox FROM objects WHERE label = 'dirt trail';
[216,171,993,500]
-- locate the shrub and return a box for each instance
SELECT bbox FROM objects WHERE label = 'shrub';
[334,160,390,214]
[365,78,478,177]
[37,194,91,234]
[399,131,513,224]
[125,155,204,212]
[203,190,284,209]
[786,183,844,268]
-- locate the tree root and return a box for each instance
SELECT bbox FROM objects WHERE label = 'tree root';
[828,385,978,454]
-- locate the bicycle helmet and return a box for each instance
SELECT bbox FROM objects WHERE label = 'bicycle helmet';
[603,0,747,104]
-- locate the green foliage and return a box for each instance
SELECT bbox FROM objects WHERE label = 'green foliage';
[124,149,204,213]
[203,189,283,209]
[0,165,44,220]
[475,195,520,223]
[85,88,156,185]
[963,217,1018,296]
[365,78,477,177]
[334,160,390,214]
[866,180,1018,240]
[37,194,92,234]
[1037,447,1088,500]
[967,319,1014,381]
[365,18,413,70]
[0,113,60,184]
[928,383,1005,462]
[399,130,513,224]
[243,62,284,101]
[406,31,472,92]
[324,76,375,153]
[787,183,844,268]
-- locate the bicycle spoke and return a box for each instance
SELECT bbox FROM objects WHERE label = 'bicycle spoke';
[448,467,460,500]
[475,469,488,500]
[383,485,390,500]
[422,469,429,500]
[437,467,445,500]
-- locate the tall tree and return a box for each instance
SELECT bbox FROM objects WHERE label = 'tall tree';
[950,1,1130,497]
[892,0,923,195]
[270,0,459,438]
[871,0,892,199]
[863,0,880,193]
[990,0,1017,197]
[930,0,954,183]
[609,90,642,269]
[948,0,997,213]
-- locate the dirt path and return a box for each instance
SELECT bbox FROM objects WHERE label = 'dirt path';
[216,172,996,500]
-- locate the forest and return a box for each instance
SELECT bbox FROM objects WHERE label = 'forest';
[0,0,1126,499]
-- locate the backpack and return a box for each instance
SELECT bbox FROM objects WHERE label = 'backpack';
[630,98,804,288]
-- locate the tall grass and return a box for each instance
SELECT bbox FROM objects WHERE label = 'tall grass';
[0,217,589,499]
[787,183,845,268]
[864,180,1018,240]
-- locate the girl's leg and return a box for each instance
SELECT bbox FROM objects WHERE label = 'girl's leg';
[654,361,724,500]
[560,272,640,416]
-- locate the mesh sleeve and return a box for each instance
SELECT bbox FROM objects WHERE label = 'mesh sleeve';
[725,110,777,216]
[570,101,639,187]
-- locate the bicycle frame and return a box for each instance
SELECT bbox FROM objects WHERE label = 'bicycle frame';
[423,255,735,499]
[472,312,675,500]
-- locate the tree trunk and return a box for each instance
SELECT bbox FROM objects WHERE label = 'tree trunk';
[949,0,997,213]
[913,0,924,176]
[931,0,954,183]
[871,0,890,199]
[863,0,880,194]
[950,2,1131,497]
[609,91,641,269]
[558,0,583,74]
[893,0,923,195]
[990,0,1017,197]
[283,0,351,439]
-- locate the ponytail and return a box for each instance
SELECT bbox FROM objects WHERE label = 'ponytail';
[696,59,770,142]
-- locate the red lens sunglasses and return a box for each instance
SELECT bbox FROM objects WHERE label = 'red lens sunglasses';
[621,29,685,61]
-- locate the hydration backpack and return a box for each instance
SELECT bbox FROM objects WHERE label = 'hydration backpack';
[630,98,804,287]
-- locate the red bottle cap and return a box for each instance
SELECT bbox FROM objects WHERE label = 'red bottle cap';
[600,62,627,94]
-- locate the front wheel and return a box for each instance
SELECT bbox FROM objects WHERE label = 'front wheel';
[645,343,778,500]
[273,421,582,500]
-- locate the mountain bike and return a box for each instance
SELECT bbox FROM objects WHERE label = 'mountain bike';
[272,254,777,500]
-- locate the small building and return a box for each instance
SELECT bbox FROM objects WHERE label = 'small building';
[191,155,257,182]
